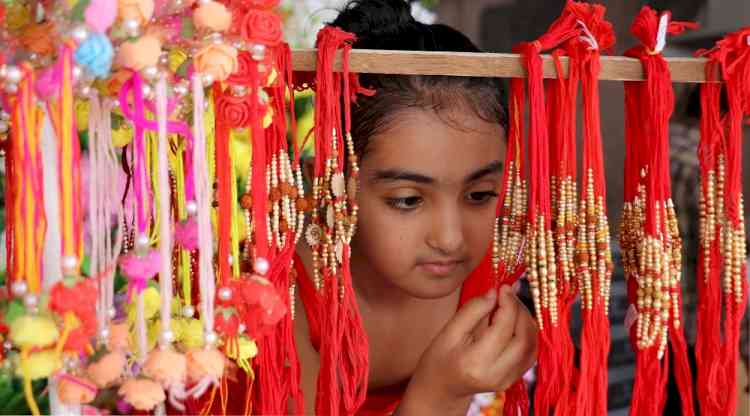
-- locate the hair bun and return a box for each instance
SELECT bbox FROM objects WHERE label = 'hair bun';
[331,0,420,48]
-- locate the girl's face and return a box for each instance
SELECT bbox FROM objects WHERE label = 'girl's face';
[351,108,506,300]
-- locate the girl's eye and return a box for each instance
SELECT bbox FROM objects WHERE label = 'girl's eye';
[385,196,424,211]
[466,191,499,205]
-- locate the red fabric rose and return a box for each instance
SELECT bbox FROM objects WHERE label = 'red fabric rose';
[216,93,254,128]
[242,0,278,9]
[241,9,282,45]
[226,51,258,86]
[49,279,98,317]
[214,309,240,336]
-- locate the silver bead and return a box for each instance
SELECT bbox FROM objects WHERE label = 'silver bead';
[201,73,214,87]
[160,330,175,344]
[182,305,195,318]
[142,66,159,81]
[218,287,232,301]
[251,44,266,61]
[3,341,12,351]
[227,255,233,266]
[185,200,198,216]
[71,25,89,43]
[4,66,22,84]
[204,331,218,346]
[0,111,9,121]
[11,281,27,298]
[23,293,38,309]
[108,307,117,319]
[123,19,140,37]
[254,257,270,275]
[0,121,8,134]
[237,323,246,334]
[4,83,18,94]
[62,255,79,273]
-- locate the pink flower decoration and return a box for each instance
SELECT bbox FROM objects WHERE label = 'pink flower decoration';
[174,217,198,251]
[35,68,57,99]
[85,0,117,33]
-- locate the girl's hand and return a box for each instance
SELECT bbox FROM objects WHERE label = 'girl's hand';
[396,286,538,415]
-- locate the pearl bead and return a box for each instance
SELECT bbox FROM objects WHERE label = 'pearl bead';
[99,328,110,340]
[71,25,89,43]
[197,0,211,5]
[182,305,195,318]
[135,233,150,249]
[254,257,269,275]
[108,307,117,319]
[78,85,92,97]
[0,111,9,121]
[142,84,154,99]
[5,66,22,84]
[201,73,214,87]
[251,44,266,61]
[62,255,79,273]
[11,281,27,297]
[238,324,246,333]
[204,331,218,345]
[141,66,159,81]
[3,341,12,351]
[72,66,83,81]
[173,84,188,96]
[123,19,140,37]
[160,330,175,344]
[218,287,232,301]
[4,83,18,94]
[185,201,198,216]
[24,293,38,309]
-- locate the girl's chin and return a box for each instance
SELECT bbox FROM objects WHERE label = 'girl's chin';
[399,274,466,300]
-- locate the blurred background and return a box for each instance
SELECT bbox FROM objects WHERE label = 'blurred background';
[282,1,749,414]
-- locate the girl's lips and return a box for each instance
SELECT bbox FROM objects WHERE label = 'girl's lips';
[418,260,463,276]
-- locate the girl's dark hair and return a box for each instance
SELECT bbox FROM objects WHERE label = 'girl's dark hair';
[330,0,507,157]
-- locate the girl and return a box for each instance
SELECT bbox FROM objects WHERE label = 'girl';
[293,0,538,414]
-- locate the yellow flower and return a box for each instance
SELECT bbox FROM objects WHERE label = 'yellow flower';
[16,350,62,380]
[75,100,90,132]
[178,319,204,350]
[6,4,32,31]
[238,337,257,360]
[127,287,161,323]
[168,49,188,73]
[10,315,60,348]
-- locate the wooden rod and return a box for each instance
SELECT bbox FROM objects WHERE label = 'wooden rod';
[291,49,716,83]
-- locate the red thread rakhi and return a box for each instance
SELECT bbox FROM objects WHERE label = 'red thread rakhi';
[621,7,697,416]
[511,7,582,416]
[559,4,616,416]
[305,26,369,415]
[695,28,750,416]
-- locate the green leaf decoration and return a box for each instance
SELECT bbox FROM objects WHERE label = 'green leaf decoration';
[181,16,195,39]
[5,300,24,325]
[70,0,92,22]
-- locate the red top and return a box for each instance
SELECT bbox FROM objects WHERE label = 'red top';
[295,252,495,415]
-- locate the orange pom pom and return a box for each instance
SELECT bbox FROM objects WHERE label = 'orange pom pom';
[193,1,231,32]
[87,351,126,388]
[118,378,166,411]
[186,348,225,383]
[116,35,162,71]
[194,43,237,82]
[143,348,187,388]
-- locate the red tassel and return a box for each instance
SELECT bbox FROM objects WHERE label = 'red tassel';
[623,7,697,416]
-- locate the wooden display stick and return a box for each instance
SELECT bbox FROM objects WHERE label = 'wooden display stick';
[291,49,717,83]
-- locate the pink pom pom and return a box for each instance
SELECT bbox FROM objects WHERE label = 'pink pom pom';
[174,217,198,251]
[85,0,117,33]
[119,250,161,298]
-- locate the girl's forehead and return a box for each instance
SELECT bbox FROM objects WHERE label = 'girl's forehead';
[360,109,505,183]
